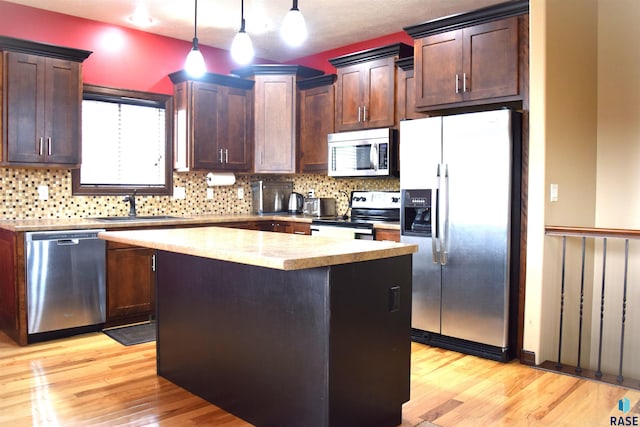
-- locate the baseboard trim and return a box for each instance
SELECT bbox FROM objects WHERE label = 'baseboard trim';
[520,349,536,366]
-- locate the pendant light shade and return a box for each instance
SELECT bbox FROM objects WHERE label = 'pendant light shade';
[185,0,206,77]
[231,0,254,65]
[281,0,307,47]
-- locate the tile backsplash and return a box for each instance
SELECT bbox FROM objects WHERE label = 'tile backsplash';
[0,168,399,220]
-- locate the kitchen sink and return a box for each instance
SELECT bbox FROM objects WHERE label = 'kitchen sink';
[92,215,187,222]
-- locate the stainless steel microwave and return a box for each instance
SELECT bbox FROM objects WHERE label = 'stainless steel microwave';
[327,128,398,177]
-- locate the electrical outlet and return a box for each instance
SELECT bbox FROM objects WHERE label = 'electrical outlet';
[37,185,49,201]
[308,189,315,198]
[206,188,214,199]
[237,188,244,199]
[174,186,186,199]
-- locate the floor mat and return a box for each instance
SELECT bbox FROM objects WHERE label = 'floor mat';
[103,322,156,346]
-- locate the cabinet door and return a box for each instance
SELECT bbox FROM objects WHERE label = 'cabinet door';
[107,244,155,323]
[192,82,221,170]
[5,52,80,165]
[298,83,334,172]
[5,52,45,163]
[44,58,81,164]
[462,17,519,102]
[397,67,425,122]
[365,56,396,129]
[291,222,311,235]
[254,74,295,173]
[220,86,252,171]
[374,229,400,242]
[271,222,293,233]
[414,30,463,108]
[335,65,364,131]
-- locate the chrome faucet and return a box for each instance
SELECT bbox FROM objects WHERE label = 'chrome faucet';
[124,190,137,217]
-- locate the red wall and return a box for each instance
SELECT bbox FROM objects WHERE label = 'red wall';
[0,1,414,93]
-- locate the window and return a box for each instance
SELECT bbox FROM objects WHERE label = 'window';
[72,85,173,195]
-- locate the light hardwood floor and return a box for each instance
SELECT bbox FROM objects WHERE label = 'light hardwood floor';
[1,331,638,426]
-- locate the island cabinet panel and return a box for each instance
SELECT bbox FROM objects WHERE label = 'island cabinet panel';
[155,251,412,427]
[106,241,155,326]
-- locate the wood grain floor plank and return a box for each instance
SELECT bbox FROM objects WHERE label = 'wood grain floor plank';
[2,331,640,426]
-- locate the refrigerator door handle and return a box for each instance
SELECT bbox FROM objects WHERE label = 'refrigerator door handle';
[441,163,450,265]
[432,164,442,264]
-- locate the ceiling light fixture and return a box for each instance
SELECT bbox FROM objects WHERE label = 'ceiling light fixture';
[184,0,206,78]
[128,2,153,28]
[230,0,254,65]
[281,0,307,47]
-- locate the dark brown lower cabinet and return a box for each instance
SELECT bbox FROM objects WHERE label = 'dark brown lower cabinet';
[106,241,155,326]
[375,229,400,242]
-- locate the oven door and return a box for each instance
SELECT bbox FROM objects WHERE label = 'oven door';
[310,224,374,240]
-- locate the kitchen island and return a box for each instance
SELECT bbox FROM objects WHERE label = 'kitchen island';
[99,226,416,427]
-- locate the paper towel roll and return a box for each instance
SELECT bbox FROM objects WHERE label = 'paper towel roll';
[206,172,236,186]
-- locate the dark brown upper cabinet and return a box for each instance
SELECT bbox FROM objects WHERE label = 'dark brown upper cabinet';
[395,57,426,123]
[404,0,529,112]
[232,65,324,174]
[0,36,91,167]
[297,74,336,173]
[330,43,412,132]
[170,71,254,172]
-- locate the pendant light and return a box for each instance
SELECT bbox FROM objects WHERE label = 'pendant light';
[281,0,307,47]
[230,0,254,65]
[185,0,206,77]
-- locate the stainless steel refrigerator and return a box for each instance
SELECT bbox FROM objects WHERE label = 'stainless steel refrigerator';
[400,109,521,361]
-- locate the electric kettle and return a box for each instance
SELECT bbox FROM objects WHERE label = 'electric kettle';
[288,192,304,214]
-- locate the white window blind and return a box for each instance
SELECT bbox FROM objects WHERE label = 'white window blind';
[81,100,166,186]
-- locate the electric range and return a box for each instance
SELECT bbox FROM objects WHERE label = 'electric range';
[310,191,400,239]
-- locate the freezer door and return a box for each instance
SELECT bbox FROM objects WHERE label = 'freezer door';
[401,234,442,332]
[440,110,512,347]
[400,118,444,333]
[399,118,442,190]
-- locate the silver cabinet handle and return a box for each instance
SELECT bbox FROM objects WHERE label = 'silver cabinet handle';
[47,137,52,156]
[357,106,362,123]
[463,73,467,93]
[218,148,224,163]
[38,137,43,156]
[363,106,367,122]
[225,148,229,164]
[455,74,459,94]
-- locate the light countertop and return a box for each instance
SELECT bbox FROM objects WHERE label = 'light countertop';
[0,214,399,232]
[98,226,415,271]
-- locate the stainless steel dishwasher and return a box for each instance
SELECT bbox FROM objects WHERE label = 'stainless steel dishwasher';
[25,229,106,335]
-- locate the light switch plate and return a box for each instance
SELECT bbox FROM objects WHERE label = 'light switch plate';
[174,186,186,199]
[237,188,244,199]
[550,184,558,202]
[206,188,214,199]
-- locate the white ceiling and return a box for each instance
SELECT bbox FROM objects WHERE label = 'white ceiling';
[4,0,506,62]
